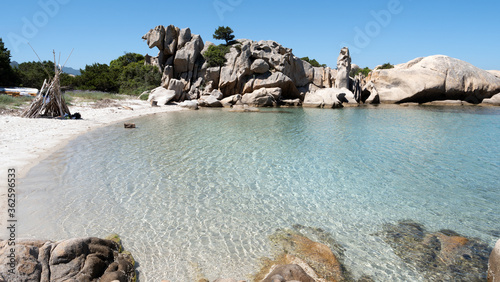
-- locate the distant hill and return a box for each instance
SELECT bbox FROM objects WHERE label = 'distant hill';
[62,66,81,76]
[11,61,81,76]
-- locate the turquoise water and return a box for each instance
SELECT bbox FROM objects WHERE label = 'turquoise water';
[19,106,500,281]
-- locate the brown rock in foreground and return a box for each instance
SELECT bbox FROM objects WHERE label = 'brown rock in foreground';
[256,226,351,281]
[375,220,492,281]
[0,237,135,281]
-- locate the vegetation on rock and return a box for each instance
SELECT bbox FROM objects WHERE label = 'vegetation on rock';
[351,67,372,77]
[301,56,327,68]
[203,45,230,67]
[379,62,394,69]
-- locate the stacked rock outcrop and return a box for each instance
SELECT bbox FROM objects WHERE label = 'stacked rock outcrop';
[144,25,500,108]
[143,25,343,107]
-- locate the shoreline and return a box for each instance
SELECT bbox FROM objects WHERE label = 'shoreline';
[0,99,185,238]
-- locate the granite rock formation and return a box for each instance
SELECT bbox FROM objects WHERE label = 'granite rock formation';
[0,237,135,282]
[144,25,500,108]
[143,25,342,106]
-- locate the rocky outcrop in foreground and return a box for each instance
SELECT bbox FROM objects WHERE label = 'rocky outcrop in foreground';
[2,226,497,282]
[0,235,135,281]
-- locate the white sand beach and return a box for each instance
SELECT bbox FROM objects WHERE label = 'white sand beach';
[0,100,184,238]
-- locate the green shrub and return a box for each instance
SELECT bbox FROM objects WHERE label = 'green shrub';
[351,67,372,77]
[301,57,326,68]
[204,45,230,67]
[116,62,161,95]
[379,63,394,69]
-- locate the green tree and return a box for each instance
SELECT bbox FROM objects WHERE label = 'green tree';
[15,61,55,88]
[203,45,230,67]
[213,26,235,45]
[110,52,145,69]
[77,63,119,92]
[0,38,18,86]
[117,61,161,94]
[301,57,327,68]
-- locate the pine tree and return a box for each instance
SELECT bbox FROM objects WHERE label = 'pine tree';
[213,26,235,45]
[0,38,17,86]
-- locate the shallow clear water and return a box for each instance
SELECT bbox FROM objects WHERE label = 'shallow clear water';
[19,106,500,281]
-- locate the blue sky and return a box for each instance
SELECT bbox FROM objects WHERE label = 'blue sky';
[1,0,499,71]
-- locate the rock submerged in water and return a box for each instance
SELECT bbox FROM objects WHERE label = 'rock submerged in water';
[255,225,354,282]
[0,236,136,282]
[375,220,492,281]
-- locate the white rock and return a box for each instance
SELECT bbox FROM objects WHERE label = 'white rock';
[147,87,176,105]
[303,88,347,108]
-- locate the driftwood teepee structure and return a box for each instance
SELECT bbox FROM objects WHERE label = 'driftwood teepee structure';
[22,50,71,118]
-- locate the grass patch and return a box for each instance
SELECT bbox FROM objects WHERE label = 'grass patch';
[64,91,128,102]
[0,95,34,109]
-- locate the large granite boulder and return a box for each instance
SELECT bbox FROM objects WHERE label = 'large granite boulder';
[244,72,299,98]
[0,237,135,282]
[489,239,500,282]
[303,88,349,108]
[241,87,281,107]
[174,34,204,75]
[147,86,176,105]
[250,58,270,74]
[167,79,186,101]
[198,90,224,107]
[364,55,500,104]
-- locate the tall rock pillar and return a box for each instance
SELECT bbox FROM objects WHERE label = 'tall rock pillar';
[335,47,351,89]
